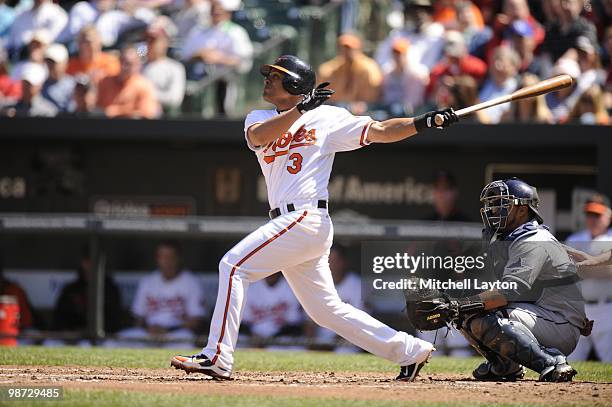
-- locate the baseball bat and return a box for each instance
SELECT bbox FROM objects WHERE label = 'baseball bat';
[434,74,573,126]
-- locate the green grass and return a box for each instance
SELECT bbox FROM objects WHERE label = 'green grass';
[1,346,610,406]
[0,389,537,407]
[2,346,611,382]
[2,389,568,407]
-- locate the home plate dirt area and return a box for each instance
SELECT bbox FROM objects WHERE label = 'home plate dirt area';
[1,366,610,405]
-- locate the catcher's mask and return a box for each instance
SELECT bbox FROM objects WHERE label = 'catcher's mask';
[480,178,544,233]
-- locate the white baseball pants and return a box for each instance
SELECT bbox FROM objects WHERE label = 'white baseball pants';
[200,207,432,371]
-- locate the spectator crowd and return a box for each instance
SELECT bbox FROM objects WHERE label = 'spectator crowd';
[0,0,251,117]
[0,0,610,122]
[359,0,610,124]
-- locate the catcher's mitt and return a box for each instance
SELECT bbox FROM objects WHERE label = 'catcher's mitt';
[404,280,458,331]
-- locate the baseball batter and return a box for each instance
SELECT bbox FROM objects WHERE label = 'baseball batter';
[171,55,458,381]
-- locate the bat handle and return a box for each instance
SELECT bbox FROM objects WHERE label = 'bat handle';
[434,114,444,127]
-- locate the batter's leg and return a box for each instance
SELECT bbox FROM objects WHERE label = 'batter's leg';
[171,210,332,377]
[283,253,433,366]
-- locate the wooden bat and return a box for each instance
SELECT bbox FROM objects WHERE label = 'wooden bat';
[434,74,574,126]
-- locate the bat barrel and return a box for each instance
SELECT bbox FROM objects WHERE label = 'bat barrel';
[432,74,573,126]
[510,74,573,102]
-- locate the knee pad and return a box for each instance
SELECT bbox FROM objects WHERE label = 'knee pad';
[464,312,557,374]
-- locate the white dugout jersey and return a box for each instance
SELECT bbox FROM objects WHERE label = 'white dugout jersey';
[244,105,373,208]
[132,270,206,328]
[242,277,303,338]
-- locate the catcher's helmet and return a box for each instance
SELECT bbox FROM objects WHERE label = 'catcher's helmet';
[260,55,316,95]
[480,177,544,231]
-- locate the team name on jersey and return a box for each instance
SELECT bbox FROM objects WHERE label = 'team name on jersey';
[263,125,317,164]
[145,295,186,314]
[249,302,290,323]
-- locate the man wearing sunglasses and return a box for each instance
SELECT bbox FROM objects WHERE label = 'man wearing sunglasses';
[171,54,458,381]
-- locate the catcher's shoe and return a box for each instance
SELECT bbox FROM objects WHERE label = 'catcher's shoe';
[170,354,231,380]
[539,356,577,382]
[396,347,435,382]
[472,362,526,381]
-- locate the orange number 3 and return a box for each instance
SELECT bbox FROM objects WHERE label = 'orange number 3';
[287,153,303,174]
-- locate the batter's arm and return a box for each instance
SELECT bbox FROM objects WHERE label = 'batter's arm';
[367,108,458,144]
[366,117,418,144]
[247,107,302,147]
[248,83,334,147]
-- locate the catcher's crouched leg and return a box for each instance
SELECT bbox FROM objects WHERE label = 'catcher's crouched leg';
[460,313,524,380]
[461,312,573,381]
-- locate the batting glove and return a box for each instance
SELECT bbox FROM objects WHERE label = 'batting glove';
[414,108,458,132]
[297,82,334,114]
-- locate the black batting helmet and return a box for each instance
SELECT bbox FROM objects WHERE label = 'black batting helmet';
[260,55,316,95]
[480,177,544,231]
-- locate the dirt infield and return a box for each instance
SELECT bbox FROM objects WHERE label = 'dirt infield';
[1,365,610,405]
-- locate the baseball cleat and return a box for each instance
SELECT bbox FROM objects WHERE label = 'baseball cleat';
[539,356,577,382]
[396,347,434,382]
[170,353,232,380]
[472,362,526,382]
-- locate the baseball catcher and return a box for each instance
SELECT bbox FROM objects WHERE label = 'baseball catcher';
[406,178,591,382]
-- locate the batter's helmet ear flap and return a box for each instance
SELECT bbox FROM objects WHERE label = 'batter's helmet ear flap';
[282,74,304,96]
[260,55,316,95]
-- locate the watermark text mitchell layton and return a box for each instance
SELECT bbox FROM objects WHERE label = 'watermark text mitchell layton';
[372,278,518,291]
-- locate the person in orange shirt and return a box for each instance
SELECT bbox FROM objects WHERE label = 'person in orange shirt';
[96,45,160,119]
[433,0,484,30]
[66,25,120,83]
[318,33,382,110]
[0,253,33,330]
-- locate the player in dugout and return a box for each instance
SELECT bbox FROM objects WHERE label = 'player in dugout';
[170,54,458,381]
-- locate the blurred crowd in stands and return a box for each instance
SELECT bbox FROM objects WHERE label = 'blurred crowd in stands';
[0,0,610,121]
[323,0,611,124]
[0,0,251,117]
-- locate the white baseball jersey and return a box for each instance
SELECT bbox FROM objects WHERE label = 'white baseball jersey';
[242,276,303,337]
[132,270,206,328]
[244,105,373,208]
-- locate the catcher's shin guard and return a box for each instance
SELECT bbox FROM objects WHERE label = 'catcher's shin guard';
[463,313,558,375]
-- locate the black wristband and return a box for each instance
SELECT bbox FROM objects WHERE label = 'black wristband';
[413,112,432,133]
[457,295,485,314]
